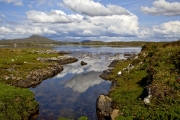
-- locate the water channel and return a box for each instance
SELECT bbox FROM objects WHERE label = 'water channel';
[30,46,141,120]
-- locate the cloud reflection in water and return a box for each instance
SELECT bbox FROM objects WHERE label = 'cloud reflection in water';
[65,72,107,93]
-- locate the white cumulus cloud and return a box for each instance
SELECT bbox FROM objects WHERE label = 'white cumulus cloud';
[0,26,13,34]
[86,14,139,36]
[26,10,84,23]
[25,7,139,38]
[141,0,180,16]
[0,23,57,39]
[63,0,130,16]
[140,21,180,40]
[152,21,180,37]
[15,27,57,35]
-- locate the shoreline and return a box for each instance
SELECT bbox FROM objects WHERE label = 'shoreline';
[13,57,78,88]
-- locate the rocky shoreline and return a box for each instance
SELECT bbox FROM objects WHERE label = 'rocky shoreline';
[97,55,141,119]
[13,57,78,88]
[97,60,120,120]
[4,50,78,88]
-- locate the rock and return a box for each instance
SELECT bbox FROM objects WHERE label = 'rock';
[16,80,33,88]
[111,109,119,120]
[5,76,10,80]
[16,77,21,81]
[108,60,120,68]
[32,76,37,80]
[96,95,112,120]
[143,95,152,104]
[80,61,87,66]
[117,71,122,75]
[56,57,78,65]
[124,52,135,58]
[99,69,113,80]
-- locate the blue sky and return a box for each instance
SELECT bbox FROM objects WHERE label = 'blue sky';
[0,0,180,41]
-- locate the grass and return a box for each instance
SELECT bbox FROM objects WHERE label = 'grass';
[109,40,180,119]
[0,82,38,120]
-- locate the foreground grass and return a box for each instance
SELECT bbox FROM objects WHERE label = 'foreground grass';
[0,48,61,119]
[109,41,180,119]
[0,82,38,120]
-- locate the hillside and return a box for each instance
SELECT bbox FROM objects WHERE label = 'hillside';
[105,40,180,119]
[0,35,61,45]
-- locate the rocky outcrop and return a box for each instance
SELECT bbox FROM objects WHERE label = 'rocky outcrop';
[111,109,120,120]
[12,54,78,88]
[97,95,119,120]
[14,64,63,88]
[96,95,112,120]
[108,60,121,68]
[99,69,113,80]
[56,57,78,65]
[37,55,78,65]
[80,61,87,66]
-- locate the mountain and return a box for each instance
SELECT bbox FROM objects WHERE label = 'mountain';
[0,35,61,45]
[22,35,59,44]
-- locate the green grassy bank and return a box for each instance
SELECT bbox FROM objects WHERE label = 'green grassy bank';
[0,82,38,120]
[109,41,180,119]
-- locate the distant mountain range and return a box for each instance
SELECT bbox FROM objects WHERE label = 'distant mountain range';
[0,35,61,45]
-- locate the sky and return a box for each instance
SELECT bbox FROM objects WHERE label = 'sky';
[0,0,180,41]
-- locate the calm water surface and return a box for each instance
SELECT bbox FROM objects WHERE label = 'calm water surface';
[30,46,141,120]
